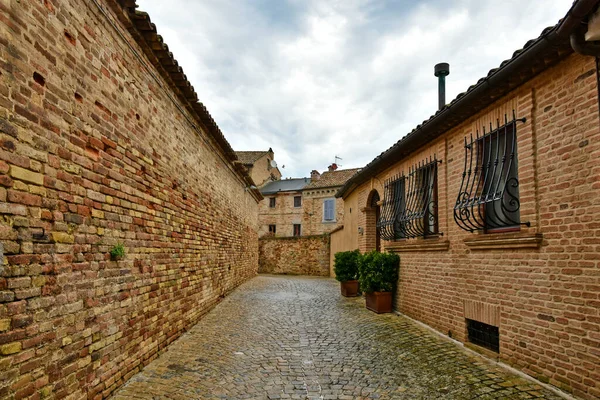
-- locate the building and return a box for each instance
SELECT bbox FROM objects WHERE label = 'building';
[302,166,361,235]
[0,0,261,398]
[235,148,281,187]
[258,166,360,238]
[334,1,600,398]
[258,177,311,237]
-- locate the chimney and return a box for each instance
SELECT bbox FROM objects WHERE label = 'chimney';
[328,163,338,172]
[311,170,321,180]
[434,63,450,111]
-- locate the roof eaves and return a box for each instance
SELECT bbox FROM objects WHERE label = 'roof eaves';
[107,0,261,201]
[337,0,599,199]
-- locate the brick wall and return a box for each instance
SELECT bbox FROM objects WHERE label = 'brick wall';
[259,235,330,276]
[0,1,259,398]
[341,53,600,399]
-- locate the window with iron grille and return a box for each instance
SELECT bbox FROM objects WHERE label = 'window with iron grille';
[293,224,301,236]
[467,319,499,353]
[378,157,440,240]
[323,199,335,222]
[454,112,529,233]
[268,225,276,234]
[294,196,302,208]
[269,197,276,208]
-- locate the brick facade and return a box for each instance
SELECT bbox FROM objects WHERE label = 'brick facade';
[0,1,260,398]
[339,53,600,398]
[258,190,304,237]
[258,235,330,276]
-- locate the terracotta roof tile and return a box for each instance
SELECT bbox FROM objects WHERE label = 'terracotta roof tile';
[304,168,361,190]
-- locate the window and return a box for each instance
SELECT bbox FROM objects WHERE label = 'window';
[293,224,301,236]
[467,319,499,353]
[294,196,302,208]
[454,112,527,233]
[268,225,276,234]
[323,199,335,222]
[378,157,440,240]
[269,197,276,208]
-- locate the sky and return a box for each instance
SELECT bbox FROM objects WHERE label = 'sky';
[136,0,574,178]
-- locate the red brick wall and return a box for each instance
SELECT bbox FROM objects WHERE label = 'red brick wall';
[259,235,330,276]
[345,53,600,399]
[0,1,259,398]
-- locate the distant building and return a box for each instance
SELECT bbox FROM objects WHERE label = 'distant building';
[259,164,360,237]
[259,177,311,237]
[235,148,281,187]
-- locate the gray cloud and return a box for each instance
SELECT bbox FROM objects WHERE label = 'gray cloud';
[137,0,573,177]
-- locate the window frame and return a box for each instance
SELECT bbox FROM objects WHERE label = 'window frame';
[268,224,276,234]
[293,224,301,237]
[269,197,276,208]
[294,196,302,208]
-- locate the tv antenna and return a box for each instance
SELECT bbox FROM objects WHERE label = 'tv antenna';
[334,155,342,168]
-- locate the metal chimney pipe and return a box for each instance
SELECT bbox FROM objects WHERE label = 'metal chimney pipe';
[434,63,450,110]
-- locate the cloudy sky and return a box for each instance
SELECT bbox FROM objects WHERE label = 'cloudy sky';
[137,0,573,178]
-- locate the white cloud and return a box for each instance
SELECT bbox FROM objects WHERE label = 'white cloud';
[137,0,574,177]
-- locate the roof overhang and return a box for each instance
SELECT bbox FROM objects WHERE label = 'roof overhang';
[337,0,600,199]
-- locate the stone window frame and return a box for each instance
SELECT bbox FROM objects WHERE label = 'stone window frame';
[294,196,302,208]
[268,224,276,234]
[269,197,276,208]
[293,224,301,237]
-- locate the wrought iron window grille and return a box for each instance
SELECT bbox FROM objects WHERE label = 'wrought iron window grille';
[378,156,441,240]
[454,112,530,233]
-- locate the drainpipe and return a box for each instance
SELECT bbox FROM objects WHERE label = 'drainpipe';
[570,29,600,56]
[434,63,450,111]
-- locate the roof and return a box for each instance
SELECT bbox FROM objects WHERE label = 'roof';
[304,168,361,190]
[337,0,600,199]
[235,151,269,166]
[260,178,311,195]
[107,0,263,202]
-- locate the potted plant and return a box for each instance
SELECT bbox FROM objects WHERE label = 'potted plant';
[333,250,361,297]
[358,251,399,313]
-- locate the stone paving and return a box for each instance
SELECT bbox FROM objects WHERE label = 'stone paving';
[112,275,564,400]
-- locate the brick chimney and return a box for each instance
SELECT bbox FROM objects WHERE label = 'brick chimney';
[311,170,320,180]
[328,163,338,172]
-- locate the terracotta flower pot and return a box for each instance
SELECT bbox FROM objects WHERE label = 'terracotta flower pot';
[365,291,392,313]
[340,280,359,297]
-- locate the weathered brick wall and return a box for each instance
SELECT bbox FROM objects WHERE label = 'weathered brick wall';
[259,235,330,276]
[0,1,259,398]
[343,53,600,398]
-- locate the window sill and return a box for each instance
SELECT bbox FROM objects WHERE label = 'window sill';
[322,220,337,224]
[385,238,449,253]
[464,232,543,250]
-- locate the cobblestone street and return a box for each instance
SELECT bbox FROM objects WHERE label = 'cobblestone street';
[113,276,564,400]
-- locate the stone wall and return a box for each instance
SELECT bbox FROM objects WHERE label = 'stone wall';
[0,1,259,398]
[259,235,330,276]
[301,189,344,235]
[258,190,304,237]
[340,53,600,398]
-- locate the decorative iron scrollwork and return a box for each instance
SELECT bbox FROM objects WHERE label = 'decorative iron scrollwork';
[378,157,441,240]
[454,111,530,232]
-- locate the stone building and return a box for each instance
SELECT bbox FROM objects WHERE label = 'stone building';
[334,1,600,398]
[301,167,361,236]
[0,0,262,398]
[258,166,359,237]
[258,178,310,237]
[235,148,281,187]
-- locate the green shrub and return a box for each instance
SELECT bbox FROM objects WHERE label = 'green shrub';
[110,242,126,260]
[333,250,361,282]
[358,251,399,293]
